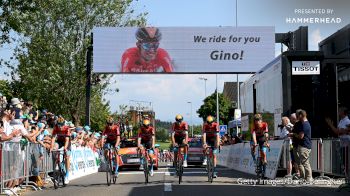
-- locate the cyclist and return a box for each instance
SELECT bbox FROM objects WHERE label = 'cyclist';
[137,119,156,176]
[202,115,220,178]
[101,117,121,177]
[171,114,189,167]
[51,115,71,184]
[121,27,174,73]
[251,114,269,165]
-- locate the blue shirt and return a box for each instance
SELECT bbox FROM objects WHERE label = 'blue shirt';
[295,120,312,149]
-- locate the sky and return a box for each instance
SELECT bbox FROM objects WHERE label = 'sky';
[1,0,350,125]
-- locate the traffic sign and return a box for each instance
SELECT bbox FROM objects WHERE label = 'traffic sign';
[219,125,227,136]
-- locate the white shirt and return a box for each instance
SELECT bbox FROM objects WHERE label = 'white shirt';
[338,116,350,129]
[4,120,28,142]
[280,123,293,144]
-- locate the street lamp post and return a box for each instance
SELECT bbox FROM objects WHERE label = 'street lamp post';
[187,101,193,137]
[199,77,208,97]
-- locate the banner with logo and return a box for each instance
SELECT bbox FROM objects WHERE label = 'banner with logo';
[93,27,275,73]
[69,147,99,180]
[217,140,285,179]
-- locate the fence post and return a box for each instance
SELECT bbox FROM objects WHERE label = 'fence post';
[1,143,3,194]
[315,138,331,180]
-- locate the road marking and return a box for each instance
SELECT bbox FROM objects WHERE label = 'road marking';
[119,171,207,175]
[164,183,172,192]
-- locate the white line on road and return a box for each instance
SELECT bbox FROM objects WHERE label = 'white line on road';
[164,183,172,192]
[119,171,207,175]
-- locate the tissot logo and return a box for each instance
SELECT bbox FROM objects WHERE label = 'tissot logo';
[292,61,320,75]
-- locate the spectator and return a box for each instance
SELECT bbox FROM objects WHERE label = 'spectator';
[0,111,20,142]
[0,93,8,109]
[293,109,313,182]
[278,116,293,177]
[233,133,243,144]
[288,113,300,178]
[326,106,350,146]
[26,101,38,121]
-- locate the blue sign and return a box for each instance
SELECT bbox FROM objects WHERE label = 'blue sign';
[219,125,227,136]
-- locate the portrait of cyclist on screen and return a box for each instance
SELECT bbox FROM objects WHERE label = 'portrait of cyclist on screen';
[120,27,174,73]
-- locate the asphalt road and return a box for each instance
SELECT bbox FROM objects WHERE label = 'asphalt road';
[25,162,349,196]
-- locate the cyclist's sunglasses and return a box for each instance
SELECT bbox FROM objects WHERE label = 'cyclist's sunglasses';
[140,42,159,50]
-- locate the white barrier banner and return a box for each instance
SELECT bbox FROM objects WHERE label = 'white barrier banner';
[69,147,99,180]
[217,140,285,179]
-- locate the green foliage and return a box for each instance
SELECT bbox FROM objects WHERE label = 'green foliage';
[2,0,147,127]
[156,128,169,142]
[197,90,233,125]
[155,119,172,130]
[193,124,203,136]
[0,0,36,45]
[0,80,14,98]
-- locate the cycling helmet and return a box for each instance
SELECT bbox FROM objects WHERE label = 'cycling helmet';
[57,116,65,125]
[135,27,162,42]
[142,119,151,127]
[175,114,183,122]
[254,114,262,121]
[106,117,114,125]
[206,115,214,124]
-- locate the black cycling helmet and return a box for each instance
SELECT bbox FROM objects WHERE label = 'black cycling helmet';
[135,27,162,42]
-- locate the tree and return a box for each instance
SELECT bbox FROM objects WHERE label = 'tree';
[193,124,203,136]
[156,128,169,142]
[197,90,233,125]
[0,80,14,98]
[4,0,147,126]
[0,0,36,45]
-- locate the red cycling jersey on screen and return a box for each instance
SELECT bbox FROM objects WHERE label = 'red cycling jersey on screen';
[121,47,174,72]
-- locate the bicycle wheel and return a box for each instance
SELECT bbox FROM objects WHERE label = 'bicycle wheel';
[256,159,263,180]
[207,155,213,183]
[53,169,59,189]
[178,156,183,184]
[113,155,118,184]
[143,157,149,184]
[106,154,112,186]
[209,156,214,183]
[60,161,66,187]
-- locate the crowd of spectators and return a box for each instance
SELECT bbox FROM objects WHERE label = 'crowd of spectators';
[0,94,102,193]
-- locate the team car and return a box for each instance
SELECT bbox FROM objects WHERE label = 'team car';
[187,137,204,165]
[118,138,159,170]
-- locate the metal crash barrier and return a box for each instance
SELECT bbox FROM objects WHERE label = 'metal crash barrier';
[279,138,350,180]
[0,142,54,195]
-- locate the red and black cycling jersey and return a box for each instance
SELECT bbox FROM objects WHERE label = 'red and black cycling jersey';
[138,126,155,142]
[202,122,219,138]
[171,122,188,138]
[251,122,268,139]
[121,47,174,72]
[52,125,71,142]
[102,125,120,142]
